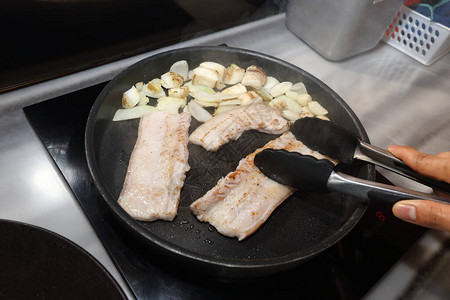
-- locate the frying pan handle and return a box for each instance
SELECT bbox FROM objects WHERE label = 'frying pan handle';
[354,141,450,193]
[328,171,450,205]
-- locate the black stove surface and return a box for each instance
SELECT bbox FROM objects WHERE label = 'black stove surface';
[23,82,426,300]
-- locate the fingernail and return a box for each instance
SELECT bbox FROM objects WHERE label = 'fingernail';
[393,204,417,221]
[388,145,400,152]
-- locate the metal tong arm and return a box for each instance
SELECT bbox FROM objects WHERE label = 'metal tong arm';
[354,140,450,193]
[328,171,450,205]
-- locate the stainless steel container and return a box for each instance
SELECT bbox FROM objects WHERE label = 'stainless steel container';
[286,0,405,60]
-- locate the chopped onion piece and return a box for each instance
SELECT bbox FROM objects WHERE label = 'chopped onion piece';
[170,60,189,81]
[122,86,141,108]
[113,105,156,121]
[194,99,219,107]
[168,86,189,98]
[184,82,215,94]
[192,67,219,88]
[187,101,212,123]
[161,72,184,89]
[188,70,194,80]
[156,97,187,114]
[220,99,241,106]
[135,81,144,91]
[190,91,242,103]
[138,92,149,106]
[141,79,166,98]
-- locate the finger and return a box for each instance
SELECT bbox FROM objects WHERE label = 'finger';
[437,151,450,158]
[393,200,450,232]
[388,145,450,183]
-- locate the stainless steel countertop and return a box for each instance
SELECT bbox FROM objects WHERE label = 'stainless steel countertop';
[1,14,449,299]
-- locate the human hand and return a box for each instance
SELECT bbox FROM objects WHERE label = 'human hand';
[388,145,450,231]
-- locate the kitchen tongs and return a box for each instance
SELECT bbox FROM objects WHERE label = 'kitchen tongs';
[254,149,450,205]
[290,117,450,193]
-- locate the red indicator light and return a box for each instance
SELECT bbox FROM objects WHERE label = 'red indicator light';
[376,211,386,222]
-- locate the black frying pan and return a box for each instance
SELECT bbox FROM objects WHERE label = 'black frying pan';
[85,46,375,277]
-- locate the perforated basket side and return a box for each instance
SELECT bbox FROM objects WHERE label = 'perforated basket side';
[383,6,450,65]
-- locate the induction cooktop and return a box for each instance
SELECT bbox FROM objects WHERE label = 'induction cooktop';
[23,81,426,299]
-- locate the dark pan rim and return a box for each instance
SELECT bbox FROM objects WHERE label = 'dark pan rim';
[85,46,373,272]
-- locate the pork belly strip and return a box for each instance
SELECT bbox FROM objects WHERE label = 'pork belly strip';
[190,131,331,241]
[189,103,289,151]
[118,111,191,222]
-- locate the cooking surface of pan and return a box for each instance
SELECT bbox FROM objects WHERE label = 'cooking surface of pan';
[85,46,374,276]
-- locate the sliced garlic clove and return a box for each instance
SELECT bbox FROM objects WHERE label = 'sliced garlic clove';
[221,83,247,95]
[263,76,280,91]
[269,82,293,98]
[238,91,263,105]
[296,93,312,106]
[282,109,301,121]
[191,67,219,88]
[141,78,166,98]
[300,112,315,118]
[122,86,141,108]
[275,95,302,113]
[255,88,273,102]
[285,90,298,100]
[291,82,308,94]
[170,60,189,81]
[302,106,311,114]
[200,62,227,80]
[269,97,288,111]
[241,65,267,89]
[161,71,184,89]
[214,105,237,116]
[215,81,226,91]
[308,101,328,116]
[316,115,330,121]
[224,64,245,85]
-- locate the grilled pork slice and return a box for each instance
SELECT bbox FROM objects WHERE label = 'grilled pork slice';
[189,103,289,151]
[118,111,191,221]
[190,131,331,241]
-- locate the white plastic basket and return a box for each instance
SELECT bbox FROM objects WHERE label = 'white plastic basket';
[382,5,450,66]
